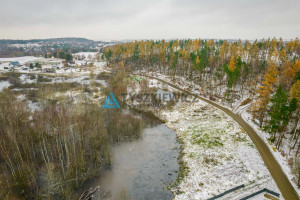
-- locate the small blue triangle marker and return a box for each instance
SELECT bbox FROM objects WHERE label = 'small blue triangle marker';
[102,92,120,108]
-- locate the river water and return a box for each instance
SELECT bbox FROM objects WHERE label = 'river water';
[90,112,180,200]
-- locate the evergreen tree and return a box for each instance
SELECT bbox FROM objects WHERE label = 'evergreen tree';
[65,53,73,62]
[265,85,297,148]
[132,44,139,62]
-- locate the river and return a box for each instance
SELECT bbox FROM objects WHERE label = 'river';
[89,111,180,200]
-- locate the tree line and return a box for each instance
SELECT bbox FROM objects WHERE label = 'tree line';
[103,38,300,186]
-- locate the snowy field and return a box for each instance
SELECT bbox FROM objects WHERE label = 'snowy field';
[125,76,282,199]
[0,56,107,76]
[72,52,98,61]
[0,56,40,64]
[144,72,300,197]
[158,99,280,199]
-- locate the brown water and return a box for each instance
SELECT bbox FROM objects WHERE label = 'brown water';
[90,113,180,200]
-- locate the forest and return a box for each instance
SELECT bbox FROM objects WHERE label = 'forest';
[0,73,143,199]
[103,38,300,186]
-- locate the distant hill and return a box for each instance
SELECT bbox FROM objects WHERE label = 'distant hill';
[0,37,95,44]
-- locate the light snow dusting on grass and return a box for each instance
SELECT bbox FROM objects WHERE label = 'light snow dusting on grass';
[146,72,300,197]
[159,100,280,200]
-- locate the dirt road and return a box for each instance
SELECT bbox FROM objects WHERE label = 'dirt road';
[145,75,299,200]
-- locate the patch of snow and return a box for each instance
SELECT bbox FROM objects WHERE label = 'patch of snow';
[0,81,11,92]
[159,101,281,200]
[0,56,39,64]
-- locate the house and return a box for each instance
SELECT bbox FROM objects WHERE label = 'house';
[9,61,21,67]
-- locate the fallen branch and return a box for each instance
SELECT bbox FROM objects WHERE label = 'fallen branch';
[79,186,100,200]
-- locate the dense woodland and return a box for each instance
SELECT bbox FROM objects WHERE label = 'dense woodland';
[0,74,143,199]
[103,38,300,185]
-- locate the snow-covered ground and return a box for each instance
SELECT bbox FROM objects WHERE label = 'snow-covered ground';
[8,43,41,48]
[0,80,10,92]
[142,72,300,197]
[241,111,300,197]
[154,94,280,199]
[123,76,282,199]
[73,52,99,61]
[0,56,39,64]
[0,56,107,77]
[0,56,109,109]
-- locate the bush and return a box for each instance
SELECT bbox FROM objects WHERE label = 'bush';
[6,72,21,87]
[82,85,92,93]
[29,74,36,80]
[96,72,109,80]
[37,76,52,83]
[26,89,38,102]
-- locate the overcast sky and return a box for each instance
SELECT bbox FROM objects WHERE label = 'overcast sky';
[0,0,299,41]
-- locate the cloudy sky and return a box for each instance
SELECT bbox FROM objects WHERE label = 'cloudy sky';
[0,0,299,41]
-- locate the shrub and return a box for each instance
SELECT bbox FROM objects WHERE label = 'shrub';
[37,76,52,83]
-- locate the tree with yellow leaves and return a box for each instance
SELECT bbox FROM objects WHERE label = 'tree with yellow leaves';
[228,56,236,72]
[293,59,300,75]
[252,62,278,126]
[289,80,300,155]
[290,80,300,104]
[279,48,287,63]
[195,55,200,67]
[219,40,229,63]
[280,59,300,89]
[192,39,199,52]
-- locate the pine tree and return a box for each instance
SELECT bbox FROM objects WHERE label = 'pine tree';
[199,46,208,71]
[224,56,241,89]
[265,85,296,148]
